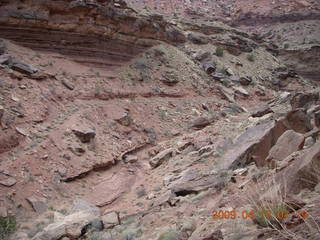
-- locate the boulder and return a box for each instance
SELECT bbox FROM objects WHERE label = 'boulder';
[149,148,174,168]
[72,126,96,143]
[222,109,313,169]
[266,130,305,168]
[212,73,227,81]
[233,86,249,97]
[187,33,209,44]
[0,174,16,187]
[239,76,252,86]
[190,117,212,130]
[152,190,176,207]
[251,105,273,118]
[123,155,138,163]
[70,199,100,214]
[284,109,312,133]
[26,196,47,214]
[115,113,132,126]
[33,199,100,240]
[304,136,315,149]
[10,60,38,75]
[202,62,216,75]
[290,91,319,109]
[279,141,320,194]
[229,76,240,83]
[102,211,120,229]
[221,120,288,169]
[161,75,179,86]
[194,51,211,62]
[217,85,235,102]
[61,79,75,90]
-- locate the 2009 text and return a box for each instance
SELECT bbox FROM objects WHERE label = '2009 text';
[211,209,309,220]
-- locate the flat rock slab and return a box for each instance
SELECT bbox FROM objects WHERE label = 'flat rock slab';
[167,169,228,194]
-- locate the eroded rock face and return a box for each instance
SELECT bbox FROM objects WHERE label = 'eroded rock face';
[0,0,186,69]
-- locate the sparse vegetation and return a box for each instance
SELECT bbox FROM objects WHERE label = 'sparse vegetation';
[136,188,147,198]
[0,216,17,239]
[158,229,179,240]
[215,47,224,57]
[246,176,320,239]
[48,205,55,211]
[247,53,256,62]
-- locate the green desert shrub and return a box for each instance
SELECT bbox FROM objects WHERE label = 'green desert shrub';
[158,229,179,240]
[0,216,16,239]
[215,47,224,57]
[247,53,256,62]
